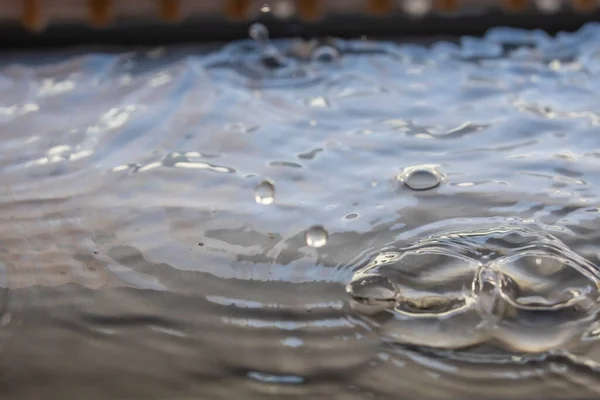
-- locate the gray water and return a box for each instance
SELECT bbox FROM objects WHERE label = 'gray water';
[2,22,600,400]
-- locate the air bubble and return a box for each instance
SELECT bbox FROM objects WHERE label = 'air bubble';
[254,180,275,205]
[249,23,269,46]
[397,165,442,191]
[305,225,328,248]
[311,46,340,63]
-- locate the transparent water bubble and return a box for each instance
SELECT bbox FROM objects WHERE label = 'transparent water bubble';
[311,46,340,64]
[397,165,442,191]
[305,225,328,248]
[254,180,275,205]
[249,23,269,46]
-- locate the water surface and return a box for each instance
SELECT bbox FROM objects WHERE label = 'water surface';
[2,23,600,400]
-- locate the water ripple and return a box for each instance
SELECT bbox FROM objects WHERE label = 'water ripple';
[2,22,600,400]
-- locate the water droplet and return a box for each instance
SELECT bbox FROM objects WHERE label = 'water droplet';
[397,165,442,191]
[254,180,275,205]
[249,23,269,45]
[305,225,328,248]
[311,46,340,63]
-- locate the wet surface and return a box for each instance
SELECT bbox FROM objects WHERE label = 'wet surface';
[2,22,600,400]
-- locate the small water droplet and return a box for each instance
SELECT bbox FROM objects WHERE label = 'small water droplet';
[397,165,442,191]
[249,23,269,45]
[254,180,275,205]
[305,225,328,248]
[311,46,340,63]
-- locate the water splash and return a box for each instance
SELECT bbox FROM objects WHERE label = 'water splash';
[4,22,600,400]
[347,226,600,354]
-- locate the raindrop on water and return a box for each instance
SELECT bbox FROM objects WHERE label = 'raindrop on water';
[311,46,340,63]
[254,180,275,205]
[249,23,269,46]
[397,165,442,191]
[305,225,328,248]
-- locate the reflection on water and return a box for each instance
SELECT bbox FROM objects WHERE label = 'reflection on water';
[2,22,600,400]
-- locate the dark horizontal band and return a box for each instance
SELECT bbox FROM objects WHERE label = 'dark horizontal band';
[0,4,599,48]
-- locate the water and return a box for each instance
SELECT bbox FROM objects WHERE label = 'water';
[249,23,269,46]
[2,22,600,399]
[397,164,443,190]
[311,46,340,64]
[254,179,275,204]
[305,225,328,248]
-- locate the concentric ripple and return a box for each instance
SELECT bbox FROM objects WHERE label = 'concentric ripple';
[347,226,600,353]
